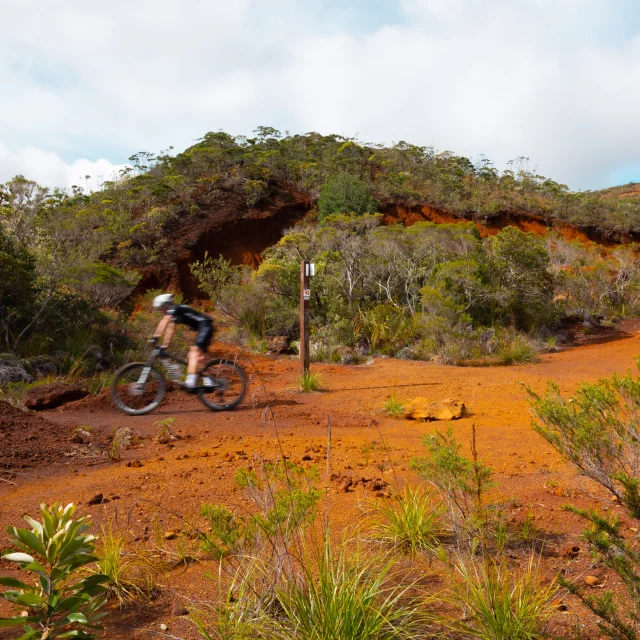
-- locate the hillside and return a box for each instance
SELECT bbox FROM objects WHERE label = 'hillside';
[1,128,640,369]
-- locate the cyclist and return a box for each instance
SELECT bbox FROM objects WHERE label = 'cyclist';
[151,293,214,390]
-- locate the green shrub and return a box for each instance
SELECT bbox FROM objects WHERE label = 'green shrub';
[0,502,108,638]
[412,427,493,546]
[318,173,378,220]
[529,362,640,637]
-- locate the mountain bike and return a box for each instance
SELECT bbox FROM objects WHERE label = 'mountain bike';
[110,344,247,416]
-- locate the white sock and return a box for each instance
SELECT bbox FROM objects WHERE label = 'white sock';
[186,373,198,388]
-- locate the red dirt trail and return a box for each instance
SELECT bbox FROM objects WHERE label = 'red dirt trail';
[2,330,640,638]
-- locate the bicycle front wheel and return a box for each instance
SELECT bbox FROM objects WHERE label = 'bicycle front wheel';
[110,362,166,415]
[198,359,247,411]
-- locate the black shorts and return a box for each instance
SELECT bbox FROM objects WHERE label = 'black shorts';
[194,324,213,350]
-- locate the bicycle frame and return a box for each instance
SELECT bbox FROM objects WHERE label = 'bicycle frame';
[136,348,187,385]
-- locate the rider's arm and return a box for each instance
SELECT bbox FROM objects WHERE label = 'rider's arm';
[153,314,172,341]
[162,322,176,348]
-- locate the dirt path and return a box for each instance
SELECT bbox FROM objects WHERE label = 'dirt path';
[1,332,640,638]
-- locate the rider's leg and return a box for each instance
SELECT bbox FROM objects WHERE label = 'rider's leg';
[185,346,203,388]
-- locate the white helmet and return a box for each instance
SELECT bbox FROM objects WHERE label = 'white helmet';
[152,293,174,309]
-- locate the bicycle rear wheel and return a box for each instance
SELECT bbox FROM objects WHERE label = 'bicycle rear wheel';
[110,362,166,415]
[198,359,247,411]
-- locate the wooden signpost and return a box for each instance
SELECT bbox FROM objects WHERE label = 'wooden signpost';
[300,260,314,375]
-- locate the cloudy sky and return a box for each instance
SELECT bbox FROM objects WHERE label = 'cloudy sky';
[1,0,639,191]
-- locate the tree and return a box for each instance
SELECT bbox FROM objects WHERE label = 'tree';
[317,174,378,220]
[0,225,39,350]
[487,227,555,329]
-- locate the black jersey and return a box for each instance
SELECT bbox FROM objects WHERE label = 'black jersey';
[166,304,212,331]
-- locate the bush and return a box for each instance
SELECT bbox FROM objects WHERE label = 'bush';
[0,503,108,638]
[318,173,378,219]
[412,427,493,546]
[530,362,640,638]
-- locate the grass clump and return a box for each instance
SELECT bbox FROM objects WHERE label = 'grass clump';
[451,556,556,640]
[154,417,176,444]
[299,371,321,393]
[274,544,425,640]
[383,394,405,418]
[372,484,443,554]
[95,521,158,606]
[497,334,539,365]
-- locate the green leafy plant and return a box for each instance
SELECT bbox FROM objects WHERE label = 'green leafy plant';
[0,502,108,638]
[299,371,321,393]
[372,484,443,554]
[200,460,321,558]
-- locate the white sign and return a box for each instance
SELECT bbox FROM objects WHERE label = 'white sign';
[303,289,311,300]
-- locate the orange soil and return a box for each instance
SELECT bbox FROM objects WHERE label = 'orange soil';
[2,332,640,638]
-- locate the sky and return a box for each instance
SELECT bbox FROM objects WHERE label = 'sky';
[1,0,640,192]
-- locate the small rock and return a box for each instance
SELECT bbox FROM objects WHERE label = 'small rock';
[584,575,603,587]
[266,335,291,354]
[126,459,143,468]
[404,398,467,421]
[338,478,353,493]
[563,545,581,558]
[164,531,178,540]
[301,454,312,461]
[71,428,92,444]
[88,493,105,505]
[159,623,168,631]
[175,607,189,616]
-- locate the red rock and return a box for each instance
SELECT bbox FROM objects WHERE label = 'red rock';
[24,383,88,411]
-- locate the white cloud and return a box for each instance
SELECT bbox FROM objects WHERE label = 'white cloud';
[0,144,127,191]
[0,0,639,190]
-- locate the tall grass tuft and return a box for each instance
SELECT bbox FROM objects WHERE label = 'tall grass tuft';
[372,484,443,554]
[95,522,157,605]
[451,555,556,640]
[497,334,539,365]
[275,544,425,640]
[383,395,405,418]
[299,371,321,393]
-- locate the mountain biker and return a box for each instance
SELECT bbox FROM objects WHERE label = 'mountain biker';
[151,293,214,390]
